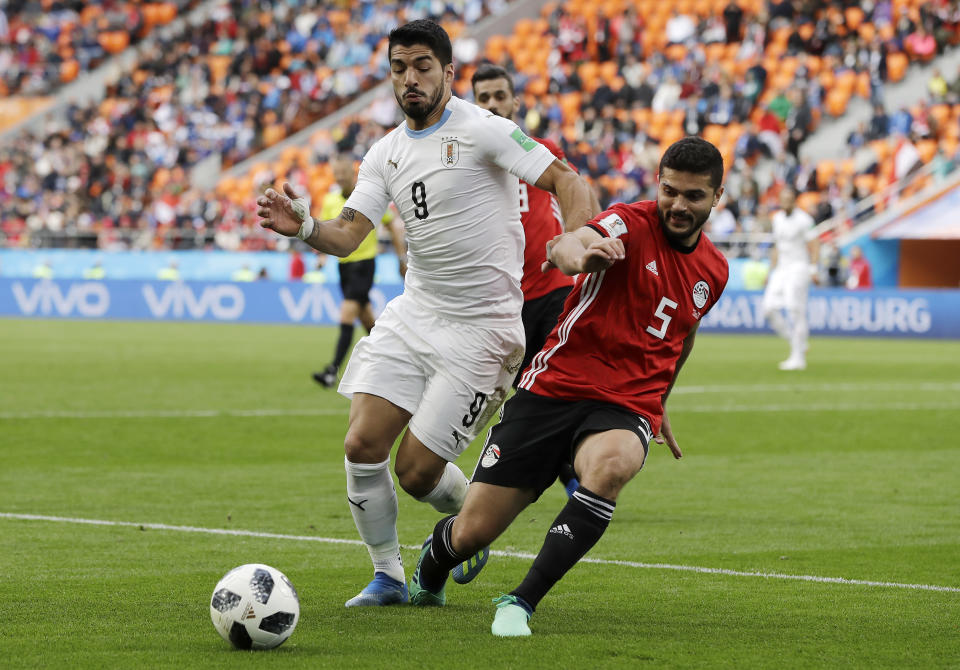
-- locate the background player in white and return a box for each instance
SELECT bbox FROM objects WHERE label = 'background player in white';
[256,20,599,607]
[762,186,818,370]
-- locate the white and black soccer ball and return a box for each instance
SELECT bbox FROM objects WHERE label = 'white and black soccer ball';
[210,563,300,650]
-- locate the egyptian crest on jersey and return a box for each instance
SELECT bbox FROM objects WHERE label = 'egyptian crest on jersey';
[595,212,627,238]
[481,443,501,468]
[692,280,710,309]
[441,136,459,167]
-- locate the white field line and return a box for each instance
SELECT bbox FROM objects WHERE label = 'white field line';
[0,408,349,419]
[3,382,957,421]
[3,512,958,595]
[3,400,959,420]
[672,381,960,394]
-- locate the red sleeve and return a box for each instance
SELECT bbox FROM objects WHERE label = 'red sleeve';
[534,136,576,173]
[584,203,632,241]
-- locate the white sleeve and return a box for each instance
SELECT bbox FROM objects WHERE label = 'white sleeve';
[474,114,557,185]
[343,141,390,225]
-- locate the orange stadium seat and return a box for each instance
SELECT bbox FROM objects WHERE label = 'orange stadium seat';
[816,160,836,190]
[702,124,725,146]
[853,173,877,195]
[856,71,871,98]
[844,6,865,31]
[60,60,80,83]
[825,88,850,117]
[796,191,820,215]
[869,139,891,163]
[887,52,908,82]
[930,104,951,129]
[916,139,939,164]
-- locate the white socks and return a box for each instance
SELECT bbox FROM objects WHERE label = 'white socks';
[764,309,790,340]
[344,457,404,583]
[344,458,469,583]
[417,462,469,514]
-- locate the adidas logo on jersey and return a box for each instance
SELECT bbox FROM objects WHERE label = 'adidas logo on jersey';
[549,523,574,539]
[645,260,659,276]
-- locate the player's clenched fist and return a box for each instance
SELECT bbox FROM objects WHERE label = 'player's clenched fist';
[580,237,624,274]
[257,182,310,238]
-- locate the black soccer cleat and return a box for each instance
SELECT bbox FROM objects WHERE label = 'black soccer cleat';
[311,364,338,388]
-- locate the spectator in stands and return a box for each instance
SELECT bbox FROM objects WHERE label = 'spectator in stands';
[932,146,955,182]
[928,68,949,101]
[651,74,682,113]
[784,89,813,159]
[723,0,744,43]
[820,242,844,287]
[893,133,922,181]
[867,104,890,140]
[665,10,697,45]
[904,24,937,61]
[288,249,305,281]
[845,245,873,289]
[889,106,913,136]
[846,122,868,153]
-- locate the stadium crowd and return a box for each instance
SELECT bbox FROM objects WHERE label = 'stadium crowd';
[0,0,512,248]
[2,0,959,256]
[0,0,199,96]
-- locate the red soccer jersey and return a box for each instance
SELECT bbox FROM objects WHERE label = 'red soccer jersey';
[518,200,729,434]
[520,137,575,301]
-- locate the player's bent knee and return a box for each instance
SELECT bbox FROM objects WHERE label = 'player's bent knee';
[394,459,443,499]
[582,450,643,498]
[343,431,390,465]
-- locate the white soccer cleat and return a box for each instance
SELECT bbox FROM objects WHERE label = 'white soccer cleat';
[778,358,807,371]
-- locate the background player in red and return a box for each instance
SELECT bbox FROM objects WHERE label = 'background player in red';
[472,64,597,495]
[407,138,730,637]
[471,64,597,388]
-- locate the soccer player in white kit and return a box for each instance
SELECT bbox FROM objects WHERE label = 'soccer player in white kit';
[762,187,819,370]
[256,20,600,607]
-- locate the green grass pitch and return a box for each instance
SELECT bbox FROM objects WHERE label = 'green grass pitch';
[1,318,958,669]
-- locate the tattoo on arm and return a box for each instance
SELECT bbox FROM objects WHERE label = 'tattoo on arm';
[342,207,356,222]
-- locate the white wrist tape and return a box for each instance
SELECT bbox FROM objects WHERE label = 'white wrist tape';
[290,194,314,241]
[296,215,315,241]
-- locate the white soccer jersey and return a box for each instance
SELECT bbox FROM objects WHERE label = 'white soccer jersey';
[344,95,557,324]
[771,207,816,267]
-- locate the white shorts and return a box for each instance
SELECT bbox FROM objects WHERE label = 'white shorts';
[762,264,810,313]
[338,293,525,462]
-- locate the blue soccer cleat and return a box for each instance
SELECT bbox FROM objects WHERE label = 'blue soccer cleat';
[344,572,409,607]
[451,545,490,584]
[409,536,446,606]
[558,461,580,498]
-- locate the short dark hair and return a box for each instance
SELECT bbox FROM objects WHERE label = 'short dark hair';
[388,19,453,67]
[658,137,724,189]
[471,63,514,96]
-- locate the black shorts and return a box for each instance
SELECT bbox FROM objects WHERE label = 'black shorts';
[472,389,652,499]
[516,286,570,387]
[338,258,376,304]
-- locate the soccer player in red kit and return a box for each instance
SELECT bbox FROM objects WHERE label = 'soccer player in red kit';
[408,137,730,637]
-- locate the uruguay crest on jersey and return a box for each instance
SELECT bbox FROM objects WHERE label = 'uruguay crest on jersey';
[441,136,459,167]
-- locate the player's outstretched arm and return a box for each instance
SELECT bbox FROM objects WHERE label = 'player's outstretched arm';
[543,226,624,276]
[257,182,374,257]
[534,159,601,232]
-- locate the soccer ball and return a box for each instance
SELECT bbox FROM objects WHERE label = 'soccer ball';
[210,563,300,650]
